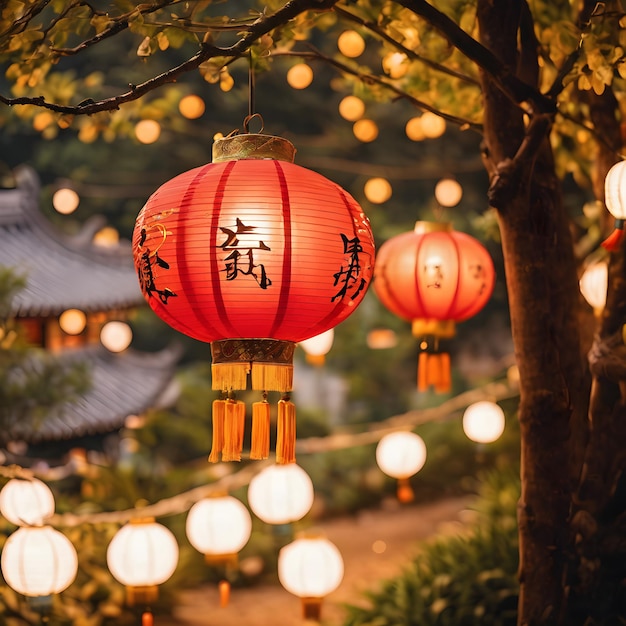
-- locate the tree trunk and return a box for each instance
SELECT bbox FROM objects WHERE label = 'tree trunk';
[476,1,590,623]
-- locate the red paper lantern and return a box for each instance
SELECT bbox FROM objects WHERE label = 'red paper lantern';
[373,221,494,392]
[133,133,375,462]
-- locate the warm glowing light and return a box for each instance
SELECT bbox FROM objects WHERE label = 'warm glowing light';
[2,526,78,596]
[337,30,365,57]
[462,401,506,443]
[0,478,55,526]
[382,52,409,78]
[100,321,133,352]
[107,519,179,589]
[124,414,146,429]
[135,119,161,144]
[179,94,206,119]
[93,226,120,247]
[248,464,314,524]
[366,328,398,349]
[287,64,314,89]
[376,431,427,478]
[299,329,334,365]
[52,188,80,215]
[364,178,392,204]
[372,540,387,554]
[59,309,87,335]
[186,496,252,557]
[278,536,344,617]
[420,111,446,138]
[405,117,425,141]
[434,178,463,207]
[580,261,608,313]
[353,119,379,142]
[338,96,365,122]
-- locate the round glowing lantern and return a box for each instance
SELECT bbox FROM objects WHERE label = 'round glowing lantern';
[133,132,374,465]
[1,526,78,597]
[373,221,495,393]
[107,518,179,614]
[0,477,55,526]
[603,160,626,250]
[299,329,334,367]
[579,261,608,314]
[376,431,426,503]
[248,464,314,525]
[462,401,505,444]
[186,495,252,606]
[278,535,344,620]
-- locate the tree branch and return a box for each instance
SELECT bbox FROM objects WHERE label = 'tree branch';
[393,0,556,114]
[333,4,480,86]
[274,48,482,131]
[0,0,340,115]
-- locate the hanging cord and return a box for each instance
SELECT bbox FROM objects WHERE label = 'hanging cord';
[243,51,263,134]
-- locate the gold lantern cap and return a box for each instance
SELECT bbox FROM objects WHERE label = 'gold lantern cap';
[414,220,452,234]
[213,133,296,164]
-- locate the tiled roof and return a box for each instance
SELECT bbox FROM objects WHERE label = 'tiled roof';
[6,344,181,443]
[0,165,143,317]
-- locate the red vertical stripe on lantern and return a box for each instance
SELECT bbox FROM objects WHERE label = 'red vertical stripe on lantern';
[443,233,462,319]
[208,161,238,336]
[268,161,292,338]
[176,164,226,336]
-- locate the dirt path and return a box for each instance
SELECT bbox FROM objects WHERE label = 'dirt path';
[161,496,472,626]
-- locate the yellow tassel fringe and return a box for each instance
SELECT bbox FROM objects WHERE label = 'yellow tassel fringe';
[208,399,226,463]
[276,398,296,465]
[211,363,250,391]
[222,400,245,462]
[251,363,293,392]
[250,400,271,460]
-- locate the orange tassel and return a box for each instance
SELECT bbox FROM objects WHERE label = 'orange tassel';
[397,477,415,503]
[276,397,296,464]
[601,226,626,251]
[142,611,154,626]
[417,351,429,391]
[208,399,226,463]
[250,400,271,460]
[435,352,451,393]
[223,400,245,462]
[219,580,231,607]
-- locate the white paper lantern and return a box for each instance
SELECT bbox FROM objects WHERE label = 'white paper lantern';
[376,432,427,479]
[602,160,626,250]
[248,464,314,525]
[579,261,608,314]
[1,526,78,596]
[0,477,55,526]
[376,432,427,503]
[186,496,251,560]
[462,401,506,444]
[299,329,334,366]
[107,518,179,605]
[278,535,344,620]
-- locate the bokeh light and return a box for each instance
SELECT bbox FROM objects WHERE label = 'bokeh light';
[364,177,392,204]
[135,119,161,144]
[353,119,379,142]
[287,64,314,89]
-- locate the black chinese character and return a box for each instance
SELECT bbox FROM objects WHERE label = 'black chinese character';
[332,233,366,301]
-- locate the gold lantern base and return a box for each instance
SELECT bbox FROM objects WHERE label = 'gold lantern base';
[301,597,323,621]
[126,584,158,606]
[209,339,297,464]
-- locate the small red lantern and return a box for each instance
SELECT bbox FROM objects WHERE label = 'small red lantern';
[373,221,494,393]
[133,133,374,463]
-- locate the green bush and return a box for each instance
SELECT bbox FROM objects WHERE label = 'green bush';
[342,470,520,626]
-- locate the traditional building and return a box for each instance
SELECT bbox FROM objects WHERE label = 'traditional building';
[0,165,179,454]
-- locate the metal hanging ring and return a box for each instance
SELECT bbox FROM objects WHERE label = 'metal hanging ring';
[243,113,264,134]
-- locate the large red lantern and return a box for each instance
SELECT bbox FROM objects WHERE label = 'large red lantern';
[373,221,494,393]
[133,133,375,463]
